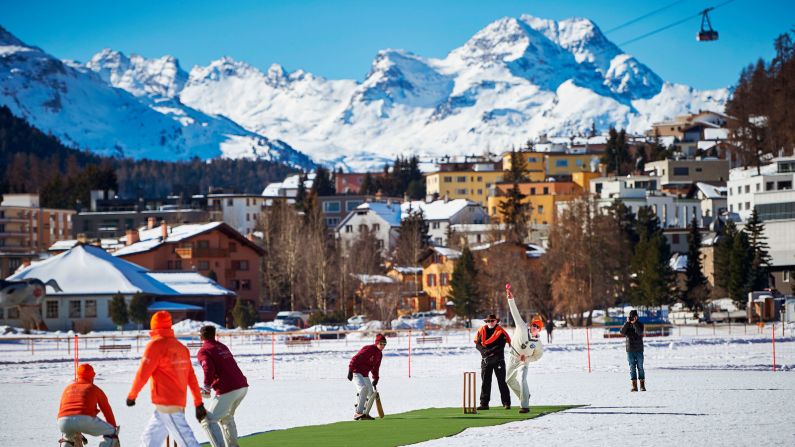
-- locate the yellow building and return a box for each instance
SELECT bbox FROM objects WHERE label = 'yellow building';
[544,153,602,176]
[501,151,546,175]
[419,247,461,310]
[425,171,505,206]
[487,181,584,225]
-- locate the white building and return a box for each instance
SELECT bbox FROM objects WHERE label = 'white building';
[691,182,728,225]
[261,173,316,199]
[727,156,795,221]
[3,244,233,331]
[337,202,401,253]
[207,194,266,236]
[401,199,487,246]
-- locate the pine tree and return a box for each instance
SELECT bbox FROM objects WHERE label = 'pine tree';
[630,207,674,306]
[743,208,772,290]
[714,220,753,306]
[684,217,708,309]
[128,292,149,329]
[311,166,335,196]
[232,299,258,328]
[294,172,308,211]
[359,173,375,195]
[503,149,529,183]
[395,206,429,265]
[602,128,630,175]
[109,293,129,330]
[498,181,531,242]
[448,247,481,326]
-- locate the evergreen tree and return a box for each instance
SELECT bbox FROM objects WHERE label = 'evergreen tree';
[714,220,753,306]
[744,208,772,290]
[684,217,708,309]
[232,299,258,328]
[395,206,429,265]
[294,172,308,211]
[498,181,531,243]
[128,292,149,329]
[602,128,631,175]
[109,293,129,330]
[311,166,336,196]
[630,207,674,306]
[359,173,376,195]
[448,247,481,326]
[503,149,529,183]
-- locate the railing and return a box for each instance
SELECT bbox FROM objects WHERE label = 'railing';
[174,247,228,259]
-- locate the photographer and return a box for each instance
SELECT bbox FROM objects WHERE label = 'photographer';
[620,310,645,392]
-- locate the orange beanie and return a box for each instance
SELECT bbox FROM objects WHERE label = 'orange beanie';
[77,363,95,381]
[150,310,172,330]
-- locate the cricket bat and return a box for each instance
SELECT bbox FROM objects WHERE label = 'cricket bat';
[375,392,384,418]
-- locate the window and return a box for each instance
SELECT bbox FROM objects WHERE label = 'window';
[376,239,384,249]
[325,217,340,227]
[543,187,549,194]
[673,167,689,176]
[198,261,210,270]
[537,205,544,215]
[69,300,81,318]
[477,189,483,195]
[196,240,209,249]
[432,222,440,229]
[167,260,183,270]
[372,223,380,232]
[695,168,703,172]
[440,273,449,286]
[456,176,466,183]
[241,280,251,291]
[729,204,733,212]
[756,183,760,192]
[426,274,437,287]
[434,237,442,244]
[766,181,775,191]
[477,176,482,182]
[246,213,251,222]
[745,202,751,210]
[779,181,792,190]
[227,198,233,206]
[229,242,237,252]
[455,188,467,194]
[744,185,750,194]
[346,200,363,211]
[44,300,58,318]
[784,271,790,282]
[85,300,97,318]
[555,160,568,167]
[230,280,241,290]
[232,260,249,271]
[359,224,368,233]
[323,201,341,213]
[443,176,452,182]
[530,188,536,195]
[345,225,353,233]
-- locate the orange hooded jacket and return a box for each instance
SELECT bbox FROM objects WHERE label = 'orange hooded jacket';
[58,364,117,427]
[127,311,202,408]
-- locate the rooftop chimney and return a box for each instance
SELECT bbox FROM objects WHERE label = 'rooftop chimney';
[125,229,140,246]
[161,221,168,240]
[147,217,157,230]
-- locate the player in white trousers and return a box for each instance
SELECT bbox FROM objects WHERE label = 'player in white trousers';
[505,284,544,413]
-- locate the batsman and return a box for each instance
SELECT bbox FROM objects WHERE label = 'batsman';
[505,284,544,413]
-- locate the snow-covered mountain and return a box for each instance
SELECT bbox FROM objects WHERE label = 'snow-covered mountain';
[3,14,728,169]
[0,27,313,168]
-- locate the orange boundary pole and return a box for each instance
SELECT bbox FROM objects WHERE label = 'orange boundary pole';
[271,333,275,380]
[585,327,592,373]
[408,329,412,378]
[74,334,79,380]
[772,323,777,372]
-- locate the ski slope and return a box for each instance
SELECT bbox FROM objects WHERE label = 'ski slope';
[0,325,792,446]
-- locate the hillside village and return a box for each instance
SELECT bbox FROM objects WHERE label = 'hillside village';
[2,109,794,332]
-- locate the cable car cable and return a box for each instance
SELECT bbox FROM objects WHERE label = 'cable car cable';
[605,0,687,34]
[618,0,736,47]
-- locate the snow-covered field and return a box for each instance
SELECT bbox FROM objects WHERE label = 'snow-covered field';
[1,325,792,446]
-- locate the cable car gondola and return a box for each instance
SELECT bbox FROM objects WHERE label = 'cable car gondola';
[697,8,719,41]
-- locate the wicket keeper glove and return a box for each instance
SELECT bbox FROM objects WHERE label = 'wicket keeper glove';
[196,403,207,422]
[347,369,353,381]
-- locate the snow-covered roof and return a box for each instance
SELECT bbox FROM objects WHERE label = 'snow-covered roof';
[391,266,423,274]
[354,202,402,227]
[669,253,687,272]
[148,272,234,296]
[703,128,728,140]
[401,199,478,221]
[429,246,461,259]
[49,239,123,252]
[354,274,395,284]
[114,222,263,257]
[696,182,727,200]
[8,244,177,296]
[261,173,315,197]
[147,301,204,311]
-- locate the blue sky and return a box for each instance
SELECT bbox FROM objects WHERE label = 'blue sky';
[2,0,792,89]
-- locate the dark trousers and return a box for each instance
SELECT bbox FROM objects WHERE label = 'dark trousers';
[480,358,510,406]
[627,351,645,380]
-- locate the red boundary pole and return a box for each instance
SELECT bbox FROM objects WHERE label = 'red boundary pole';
[585,327,592,373]
[74,334,79,380]
[772,323,776,372]
[408,329,412,378]
[271,333,275,380]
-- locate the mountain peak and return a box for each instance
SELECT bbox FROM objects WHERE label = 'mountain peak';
[86,48,187,99]
[0,25,25,47]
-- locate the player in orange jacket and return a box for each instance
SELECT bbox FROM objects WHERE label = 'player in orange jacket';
[57,363,119,447]
[127,311,207,447]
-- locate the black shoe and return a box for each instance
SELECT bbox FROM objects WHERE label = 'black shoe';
[477,404,489,410]
[359,414,375,420]
[504,404,511,410]
[518,408,530,414]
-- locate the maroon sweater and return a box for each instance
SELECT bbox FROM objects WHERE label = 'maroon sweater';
[349,344,382,381]
[197,339,248,395]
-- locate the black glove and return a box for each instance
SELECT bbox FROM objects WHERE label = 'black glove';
[372,378,379,387]
[126,398,135,407]
[347,369,353,381]
[196,403,207,422]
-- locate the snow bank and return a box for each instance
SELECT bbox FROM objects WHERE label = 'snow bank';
[171,319,223,333]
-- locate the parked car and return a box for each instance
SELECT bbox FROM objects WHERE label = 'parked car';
[347,315,367,325]
[275,311,307,329]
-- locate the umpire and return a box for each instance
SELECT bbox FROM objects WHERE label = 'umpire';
[474,313,511,410]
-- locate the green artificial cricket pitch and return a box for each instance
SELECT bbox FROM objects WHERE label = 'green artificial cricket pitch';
[232,405,575,447]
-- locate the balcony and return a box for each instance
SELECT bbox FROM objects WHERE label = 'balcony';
[174,247,229,259]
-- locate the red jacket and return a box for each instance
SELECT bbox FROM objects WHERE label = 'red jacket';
[197,339,248,395]
[349,344,382,381]
[58,380,117,426]
[127,327,202,407]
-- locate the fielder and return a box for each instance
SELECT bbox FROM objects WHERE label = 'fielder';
[505,285,544,413]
